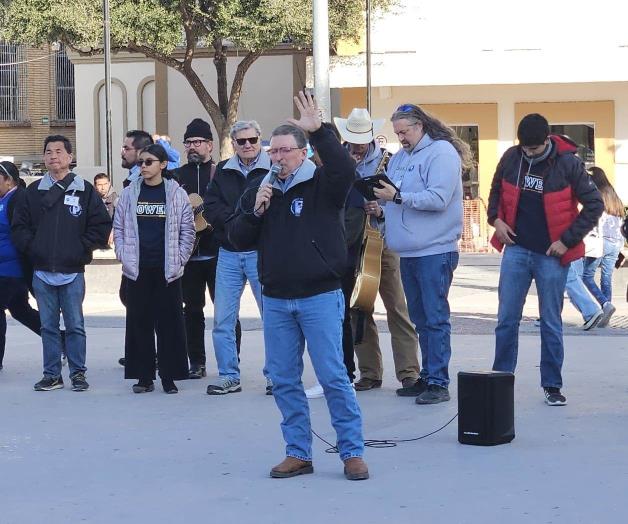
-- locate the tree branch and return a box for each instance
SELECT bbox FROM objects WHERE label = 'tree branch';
[226,50,262,123]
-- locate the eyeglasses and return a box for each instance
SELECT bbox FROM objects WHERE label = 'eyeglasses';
[268,147,301,156]
[136,159,158,167]
[396,104,417,113]
[234,136,259,146]
[183,139,210,148]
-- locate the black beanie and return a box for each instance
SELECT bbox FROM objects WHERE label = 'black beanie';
[184,118,213,141]
[517,113,550,147]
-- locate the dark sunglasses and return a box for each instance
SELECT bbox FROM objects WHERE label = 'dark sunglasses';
[396,104,418,113]
[136,159,158,167]
[235,136,259,146]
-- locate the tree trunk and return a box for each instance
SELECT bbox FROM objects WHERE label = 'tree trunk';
[213,39,229,119]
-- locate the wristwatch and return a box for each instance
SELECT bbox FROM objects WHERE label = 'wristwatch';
[393,191,402,205]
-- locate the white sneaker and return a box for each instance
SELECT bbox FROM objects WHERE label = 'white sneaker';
[305,383,324,399]
[597,302,616,328]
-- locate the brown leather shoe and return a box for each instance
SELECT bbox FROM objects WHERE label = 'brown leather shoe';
[270,457,314,478]
[344,457,369,480]
[354,377,382,391]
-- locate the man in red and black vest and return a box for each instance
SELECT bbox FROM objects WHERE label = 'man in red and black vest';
[488,113,603,407]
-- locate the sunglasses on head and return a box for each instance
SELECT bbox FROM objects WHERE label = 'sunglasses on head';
[136,159,158,167]
[234,136,259,146]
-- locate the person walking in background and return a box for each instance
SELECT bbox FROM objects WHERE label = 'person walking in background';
[0,161,41,371]
[582,166,625,327]
[113,144,195,394]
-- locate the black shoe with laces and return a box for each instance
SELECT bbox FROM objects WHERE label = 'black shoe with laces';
[70,372,89,392]
[34,376,64,391]
[396,377,427,397]
[188,365,206,379]
[161,378,178,394]
[544,387,567,406]
[132,380,154,393]
[415,384,450,405]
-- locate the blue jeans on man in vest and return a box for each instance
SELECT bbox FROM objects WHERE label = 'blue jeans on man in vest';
[399,251,458,389]
[493,245,568,388]
[262,289,364,461]
[212,247,264,380]
[33,273,86,378]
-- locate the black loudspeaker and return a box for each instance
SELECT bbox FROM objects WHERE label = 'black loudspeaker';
[457,371,515,446]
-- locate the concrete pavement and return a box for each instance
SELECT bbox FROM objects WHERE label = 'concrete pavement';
[1,255,627,523]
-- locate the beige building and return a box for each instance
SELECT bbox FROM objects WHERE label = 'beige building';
[0,43,75,168]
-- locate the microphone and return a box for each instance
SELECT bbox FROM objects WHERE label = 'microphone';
[267,164,282,185]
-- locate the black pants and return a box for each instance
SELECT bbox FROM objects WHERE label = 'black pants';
[124,268,189,381]
[0,276,41,366]
[181,258,241,366]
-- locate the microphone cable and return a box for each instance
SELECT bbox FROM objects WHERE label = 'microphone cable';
[311,412,459,454]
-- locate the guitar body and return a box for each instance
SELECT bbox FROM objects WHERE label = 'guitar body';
[188,193,212,233]
[350,222,384,310]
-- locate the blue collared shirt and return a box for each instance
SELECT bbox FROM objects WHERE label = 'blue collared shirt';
[238,152,261,176]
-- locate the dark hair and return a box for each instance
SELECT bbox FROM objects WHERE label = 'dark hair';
[391,104,474,171]
[0,160,21,186]
[517,113,550,147]
[43,135,73,154]
[588,166,625,217]
[140,144,173,179]
[126,130,154,151]
[93,172,110,184]
[271,124,307,148]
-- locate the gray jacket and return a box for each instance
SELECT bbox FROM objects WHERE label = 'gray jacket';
[113,178,195,283]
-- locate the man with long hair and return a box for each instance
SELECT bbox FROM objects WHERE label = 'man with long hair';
[372,103,472,405]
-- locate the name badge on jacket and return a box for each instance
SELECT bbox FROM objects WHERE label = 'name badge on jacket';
[64,195,80,207]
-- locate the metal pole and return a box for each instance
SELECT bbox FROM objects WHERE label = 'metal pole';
[103,0,114,184]
[366,0,372,113]
[312,0,330,121]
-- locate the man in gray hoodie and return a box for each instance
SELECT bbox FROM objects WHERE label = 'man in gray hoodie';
[373,104,471,405]
[334,108,419,394]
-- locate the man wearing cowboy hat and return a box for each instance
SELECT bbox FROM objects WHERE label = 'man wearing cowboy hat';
[334,108,420,394]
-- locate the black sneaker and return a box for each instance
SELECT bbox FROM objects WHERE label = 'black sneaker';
[396,377,427,397]
[266,377,273,396]
[132,380,154,393]
[415,384,450,405]
[118,357,125,366]
[544,387,567,406]
[70,372,89,392]
[161,378,178,394]
[34,376,64,391]
[582,309,603,331]
[189,365,207,379]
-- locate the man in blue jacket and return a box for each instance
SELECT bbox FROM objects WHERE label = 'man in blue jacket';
[228,92,368,481]
[373,104,471,405]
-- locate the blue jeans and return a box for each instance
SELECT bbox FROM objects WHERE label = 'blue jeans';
[33,273,86,378]
[493,245,568,388]
[263,289,364,462]
[583,239,623,305]
[399,251,458,388]
[212,248,263,379]
[565,258,600,322]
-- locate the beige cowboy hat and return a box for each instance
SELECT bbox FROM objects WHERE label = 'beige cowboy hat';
[334,108,385,145]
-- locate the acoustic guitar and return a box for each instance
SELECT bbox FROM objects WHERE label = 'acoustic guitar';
[188,193,213,251]
[349,152,388,310]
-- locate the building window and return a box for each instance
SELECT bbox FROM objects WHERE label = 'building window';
[451,125,480,199]
[0,42,28,122]
[54,44,75,122]
[550,124,595,166]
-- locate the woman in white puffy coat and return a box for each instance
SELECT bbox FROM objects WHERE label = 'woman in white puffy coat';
[113,144,195,393]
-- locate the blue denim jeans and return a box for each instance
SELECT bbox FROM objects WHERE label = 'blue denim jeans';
[212,248,263,379]
[565,258,600,322]
[33,273,86,378]
[493,245,568,388]
[399,251,458,388]
[263,289,364,462]
[583,239,623,305]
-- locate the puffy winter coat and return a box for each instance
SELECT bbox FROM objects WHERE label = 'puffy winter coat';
[113,178,195,283]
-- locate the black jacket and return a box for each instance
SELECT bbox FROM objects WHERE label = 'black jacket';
[11,174,112,273]
[227,126,355,299]
[204,151,272,252]
[175,159,218,258]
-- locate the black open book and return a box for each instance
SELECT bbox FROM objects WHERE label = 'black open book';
[353,174,399,201]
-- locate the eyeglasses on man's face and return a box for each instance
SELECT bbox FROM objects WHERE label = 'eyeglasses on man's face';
[268,147,301,156]
[184,139,210,148]
[234,136,259,146]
